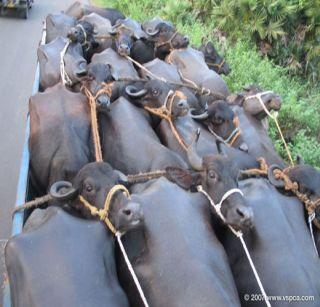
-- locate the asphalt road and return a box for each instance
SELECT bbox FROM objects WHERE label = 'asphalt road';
[0,0,84,304]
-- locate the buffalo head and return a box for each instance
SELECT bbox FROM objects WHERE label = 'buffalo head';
[200,42,230,75]
[83,62,113,112]
[108,20,134,56]
[50,162,144,233]
[167,130,254,231]
[147,22,189,52]
[125,80,189,119]
[228,85,282,120]
[68,21,95,44]
[190,98,248,152]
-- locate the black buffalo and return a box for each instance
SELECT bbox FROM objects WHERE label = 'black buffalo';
[199,42,230,75]
[6,162,144,307]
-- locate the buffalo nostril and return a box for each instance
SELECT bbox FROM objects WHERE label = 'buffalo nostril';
[122,209,132,216]
[239,143,249,152]
[236,207,245,219]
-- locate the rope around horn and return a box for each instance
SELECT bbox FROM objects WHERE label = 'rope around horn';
[272,168,320,256]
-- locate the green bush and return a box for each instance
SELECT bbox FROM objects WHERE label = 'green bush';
[94,0,320,167]
[194,0,320,85]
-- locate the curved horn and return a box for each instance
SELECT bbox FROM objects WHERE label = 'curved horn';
[146,28,159,36]
[188,108,209,120]
[187,128,203,171]
[50,181,78,201]
[267,165,285,188]
[125,85,147,98]
[114,170,129,185]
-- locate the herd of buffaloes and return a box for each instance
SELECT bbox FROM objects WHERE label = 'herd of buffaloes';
[5,1,320,307]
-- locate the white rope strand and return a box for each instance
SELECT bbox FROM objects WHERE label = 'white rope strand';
[116,232,150,307]
[308,213,319,257]
[197,186,271,307]
[60,41,72,86]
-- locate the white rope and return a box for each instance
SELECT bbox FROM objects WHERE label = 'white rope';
[60,40,73,86]
[197,186,271,307]
[308,213,319,257]
[76,24,87,45]
[208,125,240,145]
[244,91,294,166]
[116,232,150,307]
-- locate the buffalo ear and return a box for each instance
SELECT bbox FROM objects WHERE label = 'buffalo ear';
[296,155,305,165]
[165,167,202,190]
[227,94,244,106]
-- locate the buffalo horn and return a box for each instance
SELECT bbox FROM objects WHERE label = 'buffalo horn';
[114,170,129,185]
[267,164,285,188]
[125,85,147,97]
[146,28,159,36]
[50,181,78,201]
[189,108,209,120]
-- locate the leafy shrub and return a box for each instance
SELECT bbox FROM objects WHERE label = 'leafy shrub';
[194,0,320,84]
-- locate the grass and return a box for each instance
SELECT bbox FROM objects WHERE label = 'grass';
[93,0,320,168]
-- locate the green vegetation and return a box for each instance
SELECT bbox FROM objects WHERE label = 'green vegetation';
[94,0,320,167]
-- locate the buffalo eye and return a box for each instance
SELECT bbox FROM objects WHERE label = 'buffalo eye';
[207,170,217,181]
[151,88,160,96]
[84,183,94,194]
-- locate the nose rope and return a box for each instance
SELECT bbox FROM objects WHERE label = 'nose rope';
[197,186,271,307]
[79,184,130,234]
[244,91,294,166]
[206,58,226,73]
[143,89,188,151]
[154,30,178,51]
[60,40,73,86]
[207,116,241,147]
